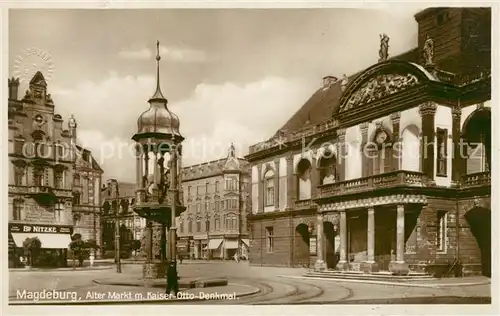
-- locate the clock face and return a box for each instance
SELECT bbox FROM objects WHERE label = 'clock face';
[34,114,44,125]
[376,131,387,144]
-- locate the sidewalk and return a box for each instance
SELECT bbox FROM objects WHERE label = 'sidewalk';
[281,275,491,288]
[9,283,259,305]
[9,266,113,272]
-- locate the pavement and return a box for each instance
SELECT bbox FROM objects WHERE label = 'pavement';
[8,261,492,305]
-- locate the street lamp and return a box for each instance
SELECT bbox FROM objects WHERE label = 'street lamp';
[115,199,122,273]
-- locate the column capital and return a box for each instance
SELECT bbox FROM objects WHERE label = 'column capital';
[367,207,375,213]
[336,128,347,139]
[451,106,461,120]
[316,213,324,221]
[285,154,294,163]
[274,157,281,164]
[359,122,369,134]
[390,112,401,124]
[418,102,437,117]
[256,164,262,171]
[396,204,405,212]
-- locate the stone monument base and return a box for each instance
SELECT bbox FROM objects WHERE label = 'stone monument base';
[143,261,168,279]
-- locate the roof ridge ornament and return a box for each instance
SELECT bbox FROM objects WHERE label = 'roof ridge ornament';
[150,40,166,101]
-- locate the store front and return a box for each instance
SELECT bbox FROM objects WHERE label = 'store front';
[9,223,73,268]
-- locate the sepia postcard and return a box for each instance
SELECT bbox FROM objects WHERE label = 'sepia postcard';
[2,1,498,315]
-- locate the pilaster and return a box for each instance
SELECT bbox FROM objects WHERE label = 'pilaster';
[256,164,263,213]
[390,112,401,171]
[419,102,437,185]
[451,105,462,187]
[285,155,294,210]
[337,128,347,182]
[314,213,327,271]
[274,158,280,210]
[359,123,369,177]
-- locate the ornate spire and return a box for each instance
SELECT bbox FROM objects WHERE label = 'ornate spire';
[150,40,166,101]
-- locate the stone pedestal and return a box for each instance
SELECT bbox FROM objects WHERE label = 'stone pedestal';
[143,261,167,279]
[335,260,349,271]
[314,259,327,272]
[360,261,379,273]
[389,262,409,275]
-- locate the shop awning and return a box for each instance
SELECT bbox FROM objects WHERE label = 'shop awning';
[208,239,223,250]
[241,239,250,247]
[224,240,238,250]
[11,233,72,249]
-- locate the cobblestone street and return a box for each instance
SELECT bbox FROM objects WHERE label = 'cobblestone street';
[9,261,491,305]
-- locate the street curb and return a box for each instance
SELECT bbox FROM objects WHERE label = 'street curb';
[278,275,491,288]
[8,283,260,305]
[92,277,229,289]
[9,267,113,273]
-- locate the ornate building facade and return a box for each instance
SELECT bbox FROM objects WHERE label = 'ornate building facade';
[101,179,145,255]
[72,144,103,257]
[177,144,251,260]
[246,8,491,277]
[7,71,103,265]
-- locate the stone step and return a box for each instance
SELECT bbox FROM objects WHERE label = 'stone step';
[304,271,435,282]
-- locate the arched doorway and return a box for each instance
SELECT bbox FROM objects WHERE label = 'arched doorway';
[294,223,310,267]
[463,108,491,174]
[464,207,491,277]
[323,221,338,269]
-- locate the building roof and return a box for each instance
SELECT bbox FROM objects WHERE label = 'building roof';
[75,144,103,173]
[277,48,419,136]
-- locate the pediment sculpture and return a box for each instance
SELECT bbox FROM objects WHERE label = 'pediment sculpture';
[340,73,419,112]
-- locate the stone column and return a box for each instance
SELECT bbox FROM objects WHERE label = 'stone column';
[451,105,462,187]
[336,210,348,270]
[274,158,280,210]
[359,123,369,178]
[389,204,409,275]
[136,145,143,189]
[390,112,401,171]
[337,128,347,181]
[361,207,378,273]
[256,164,263,213]
[314,213,327,271]
[419,102,437,184]
[146,221,153,261]
[285,155,294,209]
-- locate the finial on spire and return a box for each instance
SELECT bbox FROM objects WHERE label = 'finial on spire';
[150,40,166,101]
[68,114,77,128]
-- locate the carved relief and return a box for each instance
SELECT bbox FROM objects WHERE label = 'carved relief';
[340,73,419,112]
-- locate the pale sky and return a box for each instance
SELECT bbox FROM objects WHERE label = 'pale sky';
[9,6,427,182]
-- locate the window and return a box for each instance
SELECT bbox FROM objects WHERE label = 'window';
[13,166,25,186]
[188,220,193,233]
[55,203,63,222]
[265,178,274,206]
[205,182,210,194]
[196,185,200,195]
[437,211,448,252]
[196,220,201,232]
[188,186,191,196]
[266,227,274,253]
[73,192,81,205]
[215,181,220,192]
[205,201,210,212]
[227,198,238,209]
[180,221,184,233]
[225,215,237,230]
[206,217,210,232]
[215,200,220,212]
[54,170,64,189]
[13,199,22,220]
[214,216,220,230]
[196,203,201,213]
[34,168,44,186]
[436,128,448,176]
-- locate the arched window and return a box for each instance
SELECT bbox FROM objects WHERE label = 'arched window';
[188,220,193,233]
[263,170,275,206]
[296,159,312,200]
[214,215,220,230]
[33,167,44,186]
[401,126,421,172]
[318,150,337,185]
[463,108,491,174]
[13,198,23,220]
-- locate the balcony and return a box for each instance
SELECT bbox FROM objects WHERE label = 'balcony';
[317,171,425,199]
[461,172,490,188]
[28,185,54,196]
[53,188,73,198]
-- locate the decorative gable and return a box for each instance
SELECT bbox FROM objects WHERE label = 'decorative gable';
[340,73,419,112]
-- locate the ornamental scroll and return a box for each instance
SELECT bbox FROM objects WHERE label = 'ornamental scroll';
[340,73,419,112]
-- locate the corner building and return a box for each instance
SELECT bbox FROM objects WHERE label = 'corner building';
[246,8,491,277]
[177,144,250,260]
[7,72,103,265]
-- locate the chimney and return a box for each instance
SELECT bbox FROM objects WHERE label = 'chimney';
[8,77,20,100]
[322,76,338,89]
